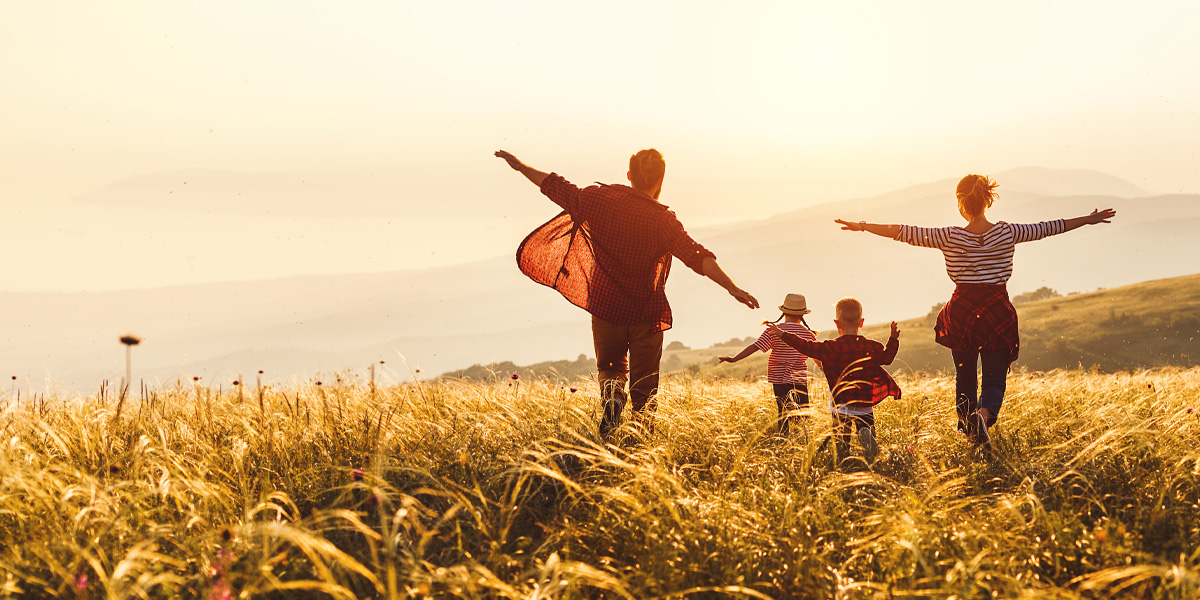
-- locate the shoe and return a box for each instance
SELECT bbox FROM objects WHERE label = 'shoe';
[857,426,878,461]
[966,411,990,447]
[599,397,623,440]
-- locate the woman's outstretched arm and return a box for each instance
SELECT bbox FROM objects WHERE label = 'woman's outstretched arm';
[1062,208,1117,233]
[834,219,901,239]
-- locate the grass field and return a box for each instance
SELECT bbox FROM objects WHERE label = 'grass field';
[2,369,1199,599]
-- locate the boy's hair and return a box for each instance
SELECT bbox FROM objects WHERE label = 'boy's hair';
[956,174,998,220]
[835,297,863,323]
[629,149,666,190]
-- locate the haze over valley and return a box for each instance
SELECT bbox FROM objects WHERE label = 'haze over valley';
[4,166,1195,391]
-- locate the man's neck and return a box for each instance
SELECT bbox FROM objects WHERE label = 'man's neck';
[632,184,662,200]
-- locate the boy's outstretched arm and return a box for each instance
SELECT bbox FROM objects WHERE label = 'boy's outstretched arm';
[834,219,901,239]
[701,257,759,309]
[879,321,900,365]
[718,343,759,364]
[495,150,549,187]
[766,322,824,359]
[1062,208,1116,233]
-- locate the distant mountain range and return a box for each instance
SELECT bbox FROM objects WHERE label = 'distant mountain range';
[4,167,1197,392]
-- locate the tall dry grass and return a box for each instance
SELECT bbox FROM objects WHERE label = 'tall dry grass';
[1,369,1198,599]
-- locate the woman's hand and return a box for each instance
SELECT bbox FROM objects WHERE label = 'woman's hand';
[834,218,865,232]
[1086,208,1117,225]
[764,322,785,337]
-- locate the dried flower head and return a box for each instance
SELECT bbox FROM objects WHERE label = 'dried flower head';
[232,380,240,386]
[569,387,577,393]
[119,335,142,346]
[258,369,264,374]
[193,376,201,382]
[220,527,233,542]
[351,468,364,482]
[511,373,519,380]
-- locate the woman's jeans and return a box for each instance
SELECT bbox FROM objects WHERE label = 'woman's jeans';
[952,349,1008,429]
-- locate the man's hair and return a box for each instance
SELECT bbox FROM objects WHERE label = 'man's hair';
[956,174,998,220]
[835,297,863,323]
[629,149,666,190]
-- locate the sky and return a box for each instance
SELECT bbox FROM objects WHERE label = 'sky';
[2,1,1199,292]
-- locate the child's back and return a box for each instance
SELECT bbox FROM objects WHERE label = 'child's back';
[769,297,901,460]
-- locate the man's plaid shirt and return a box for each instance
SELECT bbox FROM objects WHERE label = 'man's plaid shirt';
[779,332,902,410]
[516,173,714,331]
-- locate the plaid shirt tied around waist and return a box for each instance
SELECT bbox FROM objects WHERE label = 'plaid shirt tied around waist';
[516,173,715,331]
[935,283,1020,364]
[779,332,901,411]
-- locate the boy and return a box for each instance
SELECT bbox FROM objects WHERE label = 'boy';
[766,297,900,461]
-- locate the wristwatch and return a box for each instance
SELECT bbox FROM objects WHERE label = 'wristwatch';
[859,221,866,231]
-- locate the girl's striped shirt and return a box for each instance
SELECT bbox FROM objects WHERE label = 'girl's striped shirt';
[895,220,1066,285]
[754,322,816,384]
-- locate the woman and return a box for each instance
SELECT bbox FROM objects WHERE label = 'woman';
[834,174,1115,447]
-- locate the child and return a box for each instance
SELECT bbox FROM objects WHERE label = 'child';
[766,297,900,461]
[719,293,817,434]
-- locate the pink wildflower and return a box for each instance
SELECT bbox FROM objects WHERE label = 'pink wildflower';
[74,573,88,591]
[511,373,519,380]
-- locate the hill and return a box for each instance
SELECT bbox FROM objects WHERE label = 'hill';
[445,273,1200,381]
[707,272,1200,379]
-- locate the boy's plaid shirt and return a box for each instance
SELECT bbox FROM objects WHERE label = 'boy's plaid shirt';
[778,332,902,409]
[516,173,715,331]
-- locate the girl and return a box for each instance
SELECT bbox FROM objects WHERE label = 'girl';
[834,174,1115,448]
[719,293,817,434]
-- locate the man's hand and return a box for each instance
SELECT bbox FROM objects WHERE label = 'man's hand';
[494,150,524,171]
[494,150,548,187]
[890,321,900,339]
[730,287,759,309]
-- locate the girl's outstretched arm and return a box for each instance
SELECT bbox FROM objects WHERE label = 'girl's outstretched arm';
[718,343,759,364]
[834,219,901,239]
[1062,208,1117,233]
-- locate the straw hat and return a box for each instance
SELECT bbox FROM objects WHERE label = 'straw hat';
[779,293,812,315]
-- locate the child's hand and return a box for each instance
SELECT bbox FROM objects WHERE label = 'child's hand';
[717,356,735,363]
[890,321,900,339]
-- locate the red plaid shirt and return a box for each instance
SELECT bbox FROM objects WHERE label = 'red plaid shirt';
[516,173,715,331]
[779,332,901,410]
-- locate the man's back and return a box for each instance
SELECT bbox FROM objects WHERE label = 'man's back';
[526,173,715,330]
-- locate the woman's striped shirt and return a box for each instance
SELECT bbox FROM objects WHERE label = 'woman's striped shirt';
[895,220,1066,285]
[754,322,815,384]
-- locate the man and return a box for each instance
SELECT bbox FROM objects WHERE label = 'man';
[495,148,759,438]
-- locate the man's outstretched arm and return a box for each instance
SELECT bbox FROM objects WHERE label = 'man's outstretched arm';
[701,256,759,309]
[495,150,548,187]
